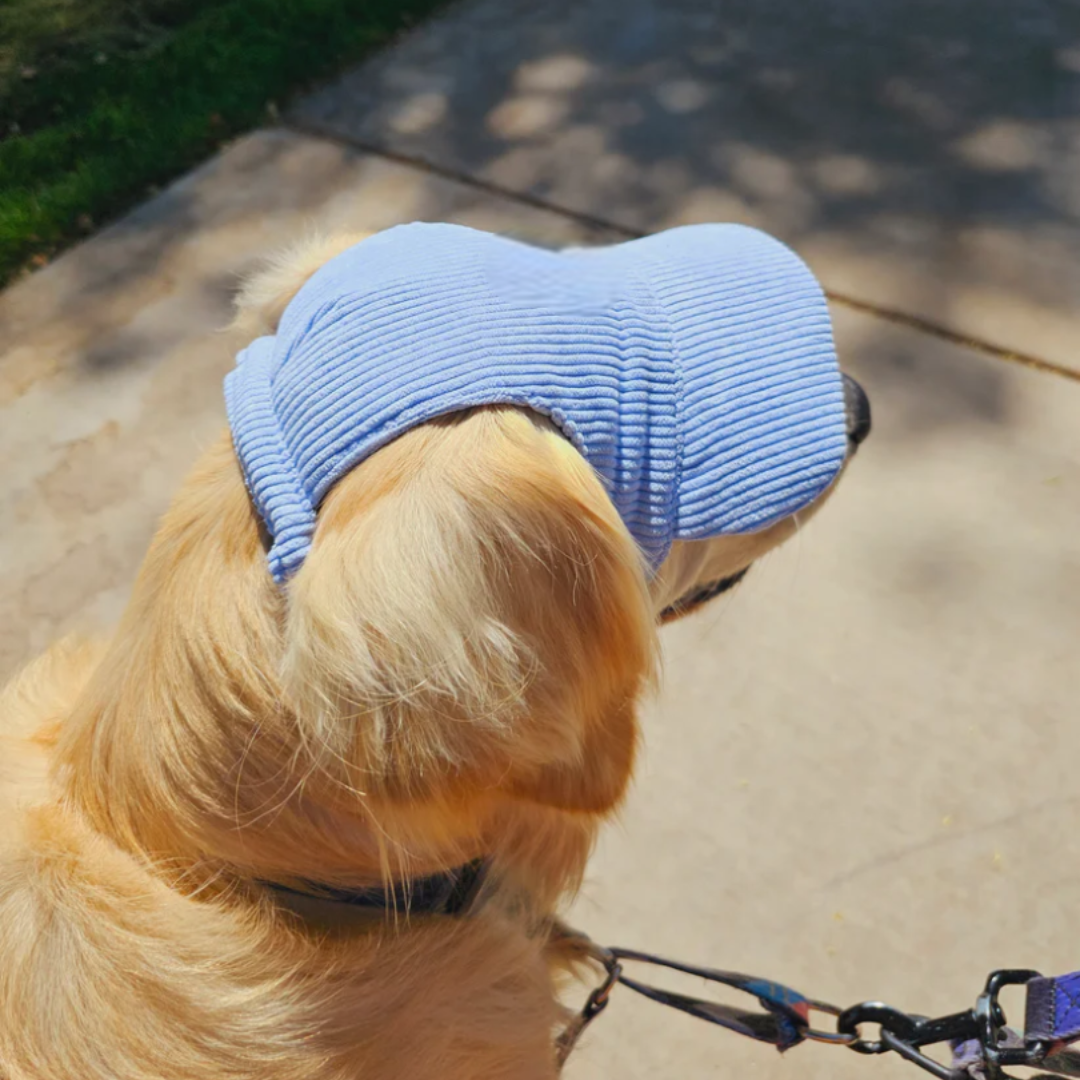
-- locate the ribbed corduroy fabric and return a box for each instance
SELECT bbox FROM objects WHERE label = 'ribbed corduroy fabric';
[226,222,846,583]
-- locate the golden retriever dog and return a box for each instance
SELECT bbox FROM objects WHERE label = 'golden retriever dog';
[0,232,870,1080]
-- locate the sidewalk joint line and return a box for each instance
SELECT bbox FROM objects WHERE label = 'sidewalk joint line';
[285,117,1080,384]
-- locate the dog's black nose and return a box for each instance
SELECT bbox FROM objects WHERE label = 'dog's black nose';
[842,373,872,447]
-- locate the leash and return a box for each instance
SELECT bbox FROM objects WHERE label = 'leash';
[554,926,1080,1080]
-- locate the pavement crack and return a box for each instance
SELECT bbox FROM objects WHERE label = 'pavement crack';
[285,116,632,239]
[815,795,1080,892]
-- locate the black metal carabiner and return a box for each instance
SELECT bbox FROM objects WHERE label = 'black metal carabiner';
[836,969,1053,1080]
[838,1001,923,1054]
[838,1001,985,1078]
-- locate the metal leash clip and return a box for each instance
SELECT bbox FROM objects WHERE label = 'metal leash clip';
[834,970,1055,1080]
[554,938,623,1069]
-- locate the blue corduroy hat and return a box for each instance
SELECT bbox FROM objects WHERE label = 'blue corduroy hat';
[226,222,846,583]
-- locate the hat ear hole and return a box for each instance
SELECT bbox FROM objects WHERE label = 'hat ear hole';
[231,232,371,339]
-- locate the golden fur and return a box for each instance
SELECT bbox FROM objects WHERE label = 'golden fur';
[0,233,844,1080]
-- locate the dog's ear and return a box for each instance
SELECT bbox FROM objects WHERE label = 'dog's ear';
[231,232,370,339]
[281,407,657,817]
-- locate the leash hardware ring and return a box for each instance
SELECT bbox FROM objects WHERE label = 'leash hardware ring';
[553,945,622,1070]
[976,969,1049,1073]
[582,955,623,1021]
[801,1000,859,1046]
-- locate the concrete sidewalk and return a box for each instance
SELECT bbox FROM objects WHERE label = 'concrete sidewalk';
[2,2,1079,1077]
[296,0,1080,377]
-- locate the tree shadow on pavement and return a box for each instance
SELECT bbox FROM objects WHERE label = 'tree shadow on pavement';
[294,0,1080,437]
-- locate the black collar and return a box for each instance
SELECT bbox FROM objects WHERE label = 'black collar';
[660,567,749,621]
[263,858,489,917]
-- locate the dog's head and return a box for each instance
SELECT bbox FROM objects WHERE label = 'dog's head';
[59,231,868,907]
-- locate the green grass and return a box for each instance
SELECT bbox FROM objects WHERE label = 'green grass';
[0,0,448,285]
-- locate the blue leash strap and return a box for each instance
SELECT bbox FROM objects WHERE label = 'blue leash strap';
[609,946,817,1051]
[1027,972,1080,1047]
